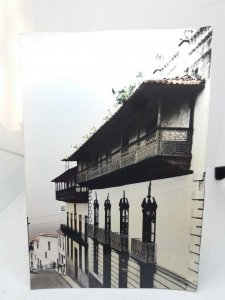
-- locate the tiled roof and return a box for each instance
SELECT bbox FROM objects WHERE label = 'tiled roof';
[31,236,39,242]
[31,233,58,240]
[143,75,203,86]
[57,229,65,236]
[51,166,77,182]
[39,233,58,238]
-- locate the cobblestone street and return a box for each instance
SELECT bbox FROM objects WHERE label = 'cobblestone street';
[30,270,71,289]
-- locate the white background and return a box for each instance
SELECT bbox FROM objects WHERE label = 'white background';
[0,0,225,299]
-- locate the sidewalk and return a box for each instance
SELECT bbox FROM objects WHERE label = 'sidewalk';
[55,270,81,288]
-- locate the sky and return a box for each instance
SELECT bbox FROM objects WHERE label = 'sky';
[20,29,186,237]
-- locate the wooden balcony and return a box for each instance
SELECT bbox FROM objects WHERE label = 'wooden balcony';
[110,232,128,253]
[130,238,156,264]
[55,186,88,203]
[60,224,87,247]
[77,127,192,186]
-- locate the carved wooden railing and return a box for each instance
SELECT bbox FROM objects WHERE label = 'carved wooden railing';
[110,232,128,253]
[77,127,192,183]
[56,186,88,203]
[130,238,156,264]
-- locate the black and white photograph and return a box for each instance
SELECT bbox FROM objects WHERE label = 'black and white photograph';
[20,27,212,290]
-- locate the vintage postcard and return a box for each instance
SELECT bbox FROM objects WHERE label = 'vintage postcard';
[20,27,212,290]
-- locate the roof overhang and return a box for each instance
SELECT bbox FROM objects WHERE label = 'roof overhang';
[67,76,205,161]
[51,166,77,182]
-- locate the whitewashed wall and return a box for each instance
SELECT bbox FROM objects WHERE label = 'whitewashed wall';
[91,174,194,279]
[57,233,66,265]
[31,236,58,269]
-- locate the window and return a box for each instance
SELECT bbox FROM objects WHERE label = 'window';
[119,191,129,235]
[36,241,39,249]
[45,252,47,259]
[128,121,138,143]
[104,195,111,231]
[85,215,88,236]
[93,242,98,274]
[31,253,33,260]
[85,247,88,274]
[79,244,82,269]
[35,255,36,260]
[79,215,82,233]
[70,213,73,229]
[67,212,69,227]
[93,154,99,165]
[48,241,51,251]
[111,134,121,153]
[74,204,77,232]
[145,106,158,133]
[67,237,69,255]
[105,144,111,157]
[71,238,73,260]
[122,130,129,147]
[78,162,82,171]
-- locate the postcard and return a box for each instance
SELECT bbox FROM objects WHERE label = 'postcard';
[20,27,212,290]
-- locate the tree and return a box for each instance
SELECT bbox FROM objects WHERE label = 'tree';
[114,72,143,105]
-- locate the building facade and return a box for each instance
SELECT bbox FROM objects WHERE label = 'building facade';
[57,229,66,273]
[52,26,212,290]
[52,166,89,287]
[29,233,58,270]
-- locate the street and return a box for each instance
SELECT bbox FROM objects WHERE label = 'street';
[30,270,71,289]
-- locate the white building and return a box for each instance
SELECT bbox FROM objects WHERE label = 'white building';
[57,229,66,272]
[52,26,212,290]
[29,233,58,270]
[52,167,89,287]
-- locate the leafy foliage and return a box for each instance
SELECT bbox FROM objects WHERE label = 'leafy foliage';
[115,72,143,105]
[71,127,97,151]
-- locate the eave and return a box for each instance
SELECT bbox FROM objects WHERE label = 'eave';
[67,75,204,161]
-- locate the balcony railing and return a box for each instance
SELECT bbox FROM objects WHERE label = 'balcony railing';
[96,228,110,245]
[110,232,128,253]
[87,224,97,239]
[130,238,156,264]
[56,186,88,203]
[77,127,192,183]
[60,224,87,246]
